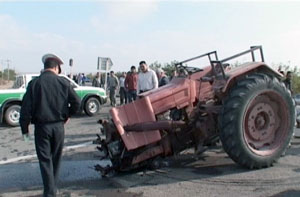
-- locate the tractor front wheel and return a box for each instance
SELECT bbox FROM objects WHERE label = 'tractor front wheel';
[219,73,295,169]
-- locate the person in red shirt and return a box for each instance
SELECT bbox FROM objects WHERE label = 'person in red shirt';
[125,65,138,102]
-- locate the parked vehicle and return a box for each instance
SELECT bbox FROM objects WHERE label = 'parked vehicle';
[94,46,295,176]
[0,74,107,126]
[85,77,92,83]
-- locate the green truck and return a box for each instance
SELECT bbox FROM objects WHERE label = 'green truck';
[0,74,107,126]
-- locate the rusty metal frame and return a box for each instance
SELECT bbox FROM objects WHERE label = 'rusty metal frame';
[211,46,264,80]
[174,51,219,67]
[175,46,264,81]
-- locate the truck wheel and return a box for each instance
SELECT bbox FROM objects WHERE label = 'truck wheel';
[84,97,100,116]
[219,73,295,169]
[5,104,21,127]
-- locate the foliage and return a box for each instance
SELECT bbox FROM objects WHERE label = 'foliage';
[231,61,241,68]
[1,69,16,81]
[86,73,93,80]
[275,62,300,94]
[115,71,125,78]
[292,75,300,94]
[149,61,178,77]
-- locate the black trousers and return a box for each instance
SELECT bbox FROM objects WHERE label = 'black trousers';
[34,122,65,197]
[119,87,128,105]
[109,87,117,106]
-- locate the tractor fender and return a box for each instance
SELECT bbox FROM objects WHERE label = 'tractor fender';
[0,99,22,123]
[221,62,282,94]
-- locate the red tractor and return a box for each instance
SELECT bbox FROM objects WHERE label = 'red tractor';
[94,46,295,176]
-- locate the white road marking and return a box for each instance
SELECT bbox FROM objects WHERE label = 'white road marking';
[63,141,93,151]
[0,141,94,165]
[0,154,37,165]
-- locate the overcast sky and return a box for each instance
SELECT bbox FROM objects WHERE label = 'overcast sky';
[0,0,299,74]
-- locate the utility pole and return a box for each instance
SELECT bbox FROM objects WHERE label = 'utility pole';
[0,59,3,84]
[69,58,73,79]
[6,59,10,81]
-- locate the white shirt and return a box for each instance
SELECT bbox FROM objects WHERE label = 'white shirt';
[137,69,158,93]
[119,77,125,88]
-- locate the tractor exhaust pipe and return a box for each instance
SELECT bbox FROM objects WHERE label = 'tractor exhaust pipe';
[123,120,186,132]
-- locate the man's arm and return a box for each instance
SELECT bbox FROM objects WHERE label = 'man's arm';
[107,78,110,89]
[115,77,119,88]
[152,70,158,89]
[124,75,129,89]
[68,85,81,116]
[137,74,140,94]
[92,78,96,87]
[19,83,33,135]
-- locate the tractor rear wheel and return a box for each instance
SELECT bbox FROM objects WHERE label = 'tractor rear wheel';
[219,73,295,169]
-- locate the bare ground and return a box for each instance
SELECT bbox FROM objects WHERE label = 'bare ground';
[0,80,13,89]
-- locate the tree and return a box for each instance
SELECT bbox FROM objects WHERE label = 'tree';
[275,62,300,94]
[86,73,93,80]
[2,69,16,81]
[149,61,177,77]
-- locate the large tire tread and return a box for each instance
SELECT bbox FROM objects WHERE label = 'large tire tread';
[219,73,294,169]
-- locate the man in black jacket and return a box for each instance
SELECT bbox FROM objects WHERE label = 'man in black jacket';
[20,54,81,197]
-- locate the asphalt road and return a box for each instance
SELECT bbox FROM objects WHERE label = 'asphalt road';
[0,103,300,197]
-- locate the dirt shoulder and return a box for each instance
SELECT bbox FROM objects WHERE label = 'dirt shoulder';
[0,80,13,89]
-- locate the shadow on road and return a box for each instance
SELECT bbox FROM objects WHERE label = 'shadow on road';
[269,190,300,197]
[64,133,97,141]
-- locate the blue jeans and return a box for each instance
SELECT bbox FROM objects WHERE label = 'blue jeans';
[127,90,137,103]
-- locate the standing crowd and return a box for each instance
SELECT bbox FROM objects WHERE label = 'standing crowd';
[68,61,181,107]
[104,61,174,107]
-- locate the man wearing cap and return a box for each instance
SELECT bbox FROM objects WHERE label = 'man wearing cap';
[156,68,169,87]
[20,54,81,197]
